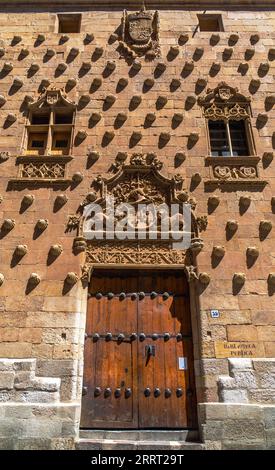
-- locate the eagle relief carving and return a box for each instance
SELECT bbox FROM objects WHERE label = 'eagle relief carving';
[120,2,160,58]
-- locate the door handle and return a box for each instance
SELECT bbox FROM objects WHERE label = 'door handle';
[145,345,156,357]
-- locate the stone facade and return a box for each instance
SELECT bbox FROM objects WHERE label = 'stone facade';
[0,0,275,450]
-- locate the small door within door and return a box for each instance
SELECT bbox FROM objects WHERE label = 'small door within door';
[81,270,197,429]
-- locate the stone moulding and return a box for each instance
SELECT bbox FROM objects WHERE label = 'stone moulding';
[85,240,187,267]
[4,1,274,7]
[9,156,73,186]
[83,241,201,284]
[203,102,250,122]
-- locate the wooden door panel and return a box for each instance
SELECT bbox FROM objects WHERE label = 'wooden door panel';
[137,271,197,429]
[81,273,138,428]
[137,294,189,428]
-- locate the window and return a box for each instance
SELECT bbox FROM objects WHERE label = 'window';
[51,131,71,155]
[198,83,255,158]
[209,120,249,156]
[24,88,76,157]
[58,14,81,33]
[198,14,224,32]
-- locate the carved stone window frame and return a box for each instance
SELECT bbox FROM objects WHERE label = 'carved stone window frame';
[10,86,77,184]
[198,83,267,188]
[21,85,76,159]
[198,82,257,158]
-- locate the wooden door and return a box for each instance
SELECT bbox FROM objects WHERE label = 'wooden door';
[81,270,197,429]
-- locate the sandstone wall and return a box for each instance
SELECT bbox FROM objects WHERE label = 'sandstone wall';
[0,4,274,449]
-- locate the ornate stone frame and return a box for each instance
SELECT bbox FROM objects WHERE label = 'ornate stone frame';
[66,153,207,281]
[198,83,266,188]
[198,82,256,156]
[10,85,76,185]
[74,154,205,436]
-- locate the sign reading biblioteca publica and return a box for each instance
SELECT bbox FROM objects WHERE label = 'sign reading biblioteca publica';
[215,341,265,358]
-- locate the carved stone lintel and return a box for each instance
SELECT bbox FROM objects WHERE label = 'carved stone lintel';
[21,161,67,179]
[85,241,187,267]
[205,157,264,187]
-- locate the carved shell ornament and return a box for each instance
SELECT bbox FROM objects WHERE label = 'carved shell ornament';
[120,3,160,58]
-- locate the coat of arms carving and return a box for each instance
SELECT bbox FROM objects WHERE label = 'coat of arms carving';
[120,3,160,58]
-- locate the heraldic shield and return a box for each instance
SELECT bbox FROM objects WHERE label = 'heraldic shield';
[120,3,160,57]
[128,13,153,44]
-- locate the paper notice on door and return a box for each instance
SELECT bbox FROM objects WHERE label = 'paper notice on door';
[178,357,188,370]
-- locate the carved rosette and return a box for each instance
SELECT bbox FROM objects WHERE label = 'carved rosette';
[120,4,160,58]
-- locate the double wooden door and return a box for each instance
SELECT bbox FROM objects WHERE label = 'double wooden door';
[81,270,197,429]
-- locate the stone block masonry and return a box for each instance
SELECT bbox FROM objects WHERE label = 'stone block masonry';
[0,0,274,450]
[0,359,78,449]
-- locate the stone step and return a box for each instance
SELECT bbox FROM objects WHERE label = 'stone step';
[76,439,204,451]
[79,429,199,442]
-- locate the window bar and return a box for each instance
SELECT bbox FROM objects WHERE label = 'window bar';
[225,120,233,156]
[46,109,53,156]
